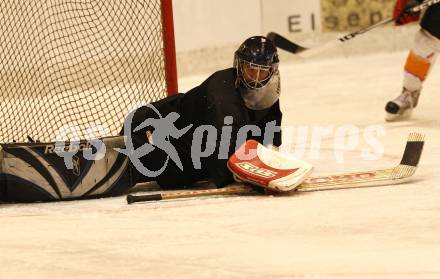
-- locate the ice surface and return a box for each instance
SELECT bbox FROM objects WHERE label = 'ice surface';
[1,51,440,278]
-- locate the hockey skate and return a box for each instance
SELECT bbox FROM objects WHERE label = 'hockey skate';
[385,87,421,121]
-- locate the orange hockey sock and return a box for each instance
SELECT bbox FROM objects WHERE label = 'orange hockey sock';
[404,51,434,81]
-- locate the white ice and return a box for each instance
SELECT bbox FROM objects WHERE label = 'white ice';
[1,51,440,279]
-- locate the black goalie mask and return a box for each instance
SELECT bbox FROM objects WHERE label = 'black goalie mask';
[234,36,279,89]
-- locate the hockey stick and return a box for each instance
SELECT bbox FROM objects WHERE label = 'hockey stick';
[266,32,308,54]
[267,0,440,56]
[267,17,392,57]
[127,132,424,204]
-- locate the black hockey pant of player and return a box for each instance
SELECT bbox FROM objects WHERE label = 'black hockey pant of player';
[129,133,207,190]
[421,4,440,39]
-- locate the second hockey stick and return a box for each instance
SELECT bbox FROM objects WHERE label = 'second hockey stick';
[267,0,440,57]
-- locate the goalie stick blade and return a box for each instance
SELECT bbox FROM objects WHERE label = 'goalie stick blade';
[297,132,424,192]
[400,132,424,167]
[126,133,425,204]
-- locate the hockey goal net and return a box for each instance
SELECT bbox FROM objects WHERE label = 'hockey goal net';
[0,0,177,143]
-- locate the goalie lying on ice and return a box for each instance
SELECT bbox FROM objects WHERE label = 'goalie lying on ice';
[0,36,312,202]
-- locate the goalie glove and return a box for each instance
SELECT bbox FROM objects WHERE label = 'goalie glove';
[394,0,422,25]
[227,140,313,192]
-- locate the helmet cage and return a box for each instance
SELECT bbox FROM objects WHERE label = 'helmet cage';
[236,57,277,89]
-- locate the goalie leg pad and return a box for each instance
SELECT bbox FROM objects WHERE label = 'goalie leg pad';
[0,137,133,202]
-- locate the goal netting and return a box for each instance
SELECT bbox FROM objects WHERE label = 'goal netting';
[0,0,177,143]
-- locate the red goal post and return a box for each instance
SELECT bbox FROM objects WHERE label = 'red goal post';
[161,0,178,96]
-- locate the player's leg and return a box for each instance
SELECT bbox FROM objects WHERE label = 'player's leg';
[385,5,440,121]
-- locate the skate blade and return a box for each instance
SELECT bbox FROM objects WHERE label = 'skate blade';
[385,109,413,122]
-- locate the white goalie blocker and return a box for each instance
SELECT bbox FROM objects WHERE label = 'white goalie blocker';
[227,140,313,192]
